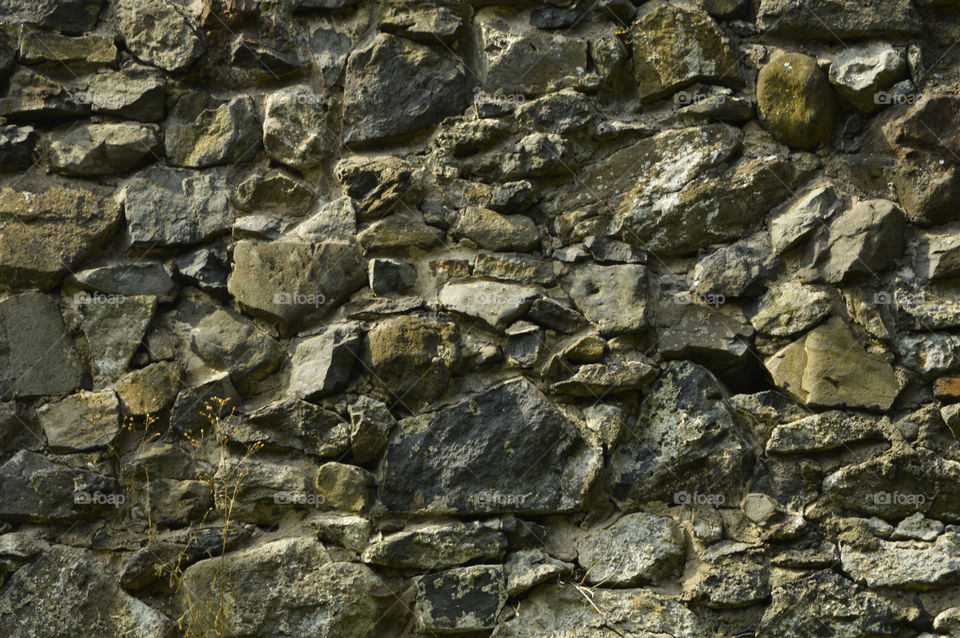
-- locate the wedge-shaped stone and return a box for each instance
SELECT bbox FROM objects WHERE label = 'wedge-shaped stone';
[381,377,601,514]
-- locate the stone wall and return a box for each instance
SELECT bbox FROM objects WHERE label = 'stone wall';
[1,0,960,636]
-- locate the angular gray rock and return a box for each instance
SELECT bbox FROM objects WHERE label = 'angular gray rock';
[768,183,846,255]
[0,0,104,32]
[758,570,913,637]
[191,309,283,391]
[49,122,160,176]
[474,8,588,95]
[608,361,750,509]
[69,263,176,301]
[504,549,573,596]
[343,33,469,145]
[415,565,505,633]
[823,446,960,521]
[811,199,906,283]
[562,263,649,335]
[766,410,886,453]
[362,521,506,569]
[74,293,156,385]
[452,206,539,252]
[227,240,366,334]
[576,512,685,586]
[84,64,165,121]
[0,544,172,638]
[492,584,708,637]
[0,124,36,171]
[381,377,601,514]
[37,390,119,452]
[0,184,121,290]
[438,281,538,331]
[115,0,205,72]
[294,197,356,242]
[368,258,417,294]
[691,233,778,298]
[0,69,88,119]
[263,85,335,169]
[750,282,831,337]
[840,533,960,589]
[829,41,906,112]
[347,396,395,463]
[0,292,87,398]
[757,0,920,38]
[0,450,108,522]
[288,322,361,400]
[239,399,351,459]
[124,166,233,247]
[178,537,385,638]
[235,169,315,216]
[165,94,260,168]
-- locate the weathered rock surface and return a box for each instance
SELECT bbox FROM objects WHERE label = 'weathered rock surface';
[609,361,750,508]
[757,53,837,149]
[438,281,538,331]
[757,0,920,38]
[37,389,119,452]
[288,322,361,400]
[263,85,335,169]
[492,584,708,637]
[227,240,366,333]
[0,185,120,290]
[363,521,505,569]
[366,316,458,408]
[49,122,160,176]
[381,377,601,514]
[757,570,912,637]
[765,317,899,410]
[0,544,172,637]
[343,34,468,145]
[415,565,505,633]
[165,93,260,168]
[0,292,87,398]
[577,513,685,586]
[841,533,960,589]
[632,5,740,102]
[124,166,233,247]
[179,537,385,638]
[115,0,205,72]
[562,263,649,335]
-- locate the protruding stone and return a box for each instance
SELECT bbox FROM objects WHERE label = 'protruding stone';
[0,184,121,290]
[362,522,505,570]
[381,378,601,514]
[415,566,506,633]
[757,53,837,149]
[49,122,161,177]
[263,85,335,169]
[577,512,685,586]
[124,166,233,247]
[115,0,205,72]
[366,316,458,408]
[829,41,906,112]
[343,33,469,146]
[765,317,899,410]
[288,322,361,400]
[37,390,120,452]
[165,94,260,168]
[562,263,649,336]
[631,5,740,102]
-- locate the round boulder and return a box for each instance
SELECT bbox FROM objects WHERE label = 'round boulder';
[757,52,836,149]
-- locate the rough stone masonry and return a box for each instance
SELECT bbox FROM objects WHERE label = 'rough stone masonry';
[0,0,960,636]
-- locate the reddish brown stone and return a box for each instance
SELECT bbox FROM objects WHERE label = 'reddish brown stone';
[934,377,960,402]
